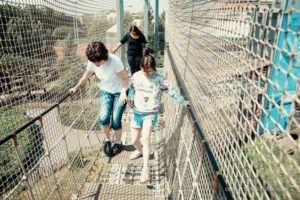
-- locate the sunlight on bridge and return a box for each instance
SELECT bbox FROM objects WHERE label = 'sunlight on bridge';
[0,0,299,200]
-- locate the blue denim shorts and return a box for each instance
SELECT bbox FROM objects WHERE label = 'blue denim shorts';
[130,111,158,129]
[99,90,126,130]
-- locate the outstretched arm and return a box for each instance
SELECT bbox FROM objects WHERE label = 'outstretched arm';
[161,78,190,107]
[113,33,128,53]
[112,42,122,53]
[127,77,135,108]
[70,71,94,94]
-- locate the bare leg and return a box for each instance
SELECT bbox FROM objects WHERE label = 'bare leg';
[102,126,111,140]
[141,119,152,170]
[114,129,122,141]
[131,128,142,151]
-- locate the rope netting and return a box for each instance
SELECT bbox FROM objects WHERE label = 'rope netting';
[1,0,300,199]
[0,0,115,199]
[165,0,299,199]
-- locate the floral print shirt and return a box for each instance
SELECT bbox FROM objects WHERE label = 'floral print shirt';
[128,71,185,113]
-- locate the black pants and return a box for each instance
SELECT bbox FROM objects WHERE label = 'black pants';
[127,55,142,75]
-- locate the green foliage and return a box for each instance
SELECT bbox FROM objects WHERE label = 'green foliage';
[52,26,74,40]
[158,11,166,52]
[124,11,133,31]
[85,14,112,42]
[241,138,300,199]
[0,4,75,58]
[147,7,155,45]
[0,107,44,194]
[0,54,48,94]
[0,4,79,95]
[63,33,78,57]
[141,8,165,51]
[0,53,46,71]
[49,57,85,96]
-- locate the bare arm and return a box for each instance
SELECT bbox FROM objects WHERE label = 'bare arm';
[117,70,129,105]
[118,70,129,91]
[112,42,122,53]
[70,71,94,94]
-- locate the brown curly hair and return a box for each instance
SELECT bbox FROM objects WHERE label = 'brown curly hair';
[85,42,108,62]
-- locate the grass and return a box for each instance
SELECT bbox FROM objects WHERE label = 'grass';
[12,150,97,200]
[236,137,300,199]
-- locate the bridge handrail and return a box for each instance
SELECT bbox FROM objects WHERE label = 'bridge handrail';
[167,46,234,200]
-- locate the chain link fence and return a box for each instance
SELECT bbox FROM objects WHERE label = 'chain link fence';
[165,0,299,199]
[0,0,116,199]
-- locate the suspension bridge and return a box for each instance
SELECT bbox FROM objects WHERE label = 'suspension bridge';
[0,0,299,199]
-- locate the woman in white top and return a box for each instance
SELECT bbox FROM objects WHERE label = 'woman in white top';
[70,42,128,157]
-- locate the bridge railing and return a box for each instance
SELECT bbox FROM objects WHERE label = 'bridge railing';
[0,1,115,199]
[0,80,103,199]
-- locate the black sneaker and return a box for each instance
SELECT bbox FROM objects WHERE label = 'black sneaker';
[104,141,112,157]
[111,143,123,156]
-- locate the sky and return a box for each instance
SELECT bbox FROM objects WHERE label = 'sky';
[4,0,168,15]
[123,0,168,14]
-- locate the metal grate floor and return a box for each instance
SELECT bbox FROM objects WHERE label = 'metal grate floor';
[76,111,167,200]
[79,184,166,200]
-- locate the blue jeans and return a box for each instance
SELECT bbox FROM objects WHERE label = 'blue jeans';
[127,55,142,75]
[99,90,126,130]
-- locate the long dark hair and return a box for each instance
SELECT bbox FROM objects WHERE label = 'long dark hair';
[140,53,156,71]
[129,25,144,37]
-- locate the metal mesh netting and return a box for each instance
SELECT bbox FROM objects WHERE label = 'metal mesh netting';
[0,0,116,199]
[166,0,299,199]
[163,53,228,200]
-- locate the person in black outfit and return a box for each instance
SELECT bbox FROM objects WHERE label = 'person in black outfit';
[113,25,147,75]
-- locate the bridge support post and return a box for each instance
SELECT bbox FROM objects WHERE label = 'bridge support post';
[144,0,149,41]
[116,0,125,64]
[154,0,159,56]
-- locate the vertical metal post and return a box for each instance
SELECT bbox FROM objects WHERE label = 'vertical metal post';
[154,0,159,54]
[144,0,149,41]
[12,136,35,200]
[73,1,79,44]
[76,18,79,44]
[73,17,76,43]
[117,0,125,64]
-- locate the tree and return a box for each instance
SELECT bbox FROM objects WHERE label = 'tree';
[87,14,112,42]
[124,11,133,32]
[158,11,166,53]
[141,8,165,53]
[147,7,155,46]
[0,4,75,58]
[0,4,80,95]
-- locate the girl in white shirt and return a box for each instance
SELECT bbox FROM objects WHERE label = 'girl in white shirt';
[128,53,190,183]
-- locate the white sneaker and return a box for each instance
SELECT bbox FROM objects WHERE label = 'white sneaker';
[129,150,142,160]
[140,168,150,184]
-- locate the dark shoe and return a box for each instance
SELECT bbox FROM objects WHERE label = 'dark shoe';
[111,143,123,156]
[104,141,112,157]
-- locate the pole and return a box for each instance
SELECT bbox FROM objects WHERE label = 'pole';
[144,0,149,41]
[116,0,125,64]
[154,0,159,55]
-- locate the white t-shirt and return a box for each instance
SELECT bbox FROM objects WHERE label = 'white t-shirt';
[86,54,124,93]
[128,71,185,113]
